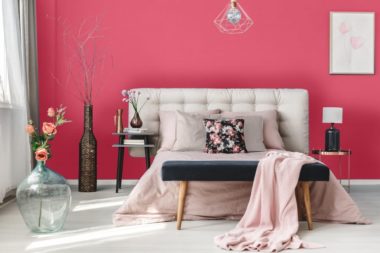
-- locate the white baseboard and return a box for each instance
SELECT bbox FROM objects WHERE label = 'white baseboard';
[67,180,138,186]
[346,180,380,185]
[0,189,16,208]
[66,179,380,186]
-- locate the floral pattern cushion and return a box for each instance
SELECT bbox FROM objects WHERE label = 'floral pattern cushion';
[204,119,247,153]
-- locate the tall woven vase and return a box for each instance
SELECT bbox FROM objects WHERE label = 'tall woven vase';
[79,104,97,192]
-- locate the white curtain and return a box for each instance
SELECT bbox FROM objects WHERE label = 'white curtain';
[0,0,31,203]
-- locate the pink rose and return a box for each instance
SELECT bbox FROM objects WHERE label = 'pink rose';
[213,136,221,145]
[233,146,241,153]
[25,124,35,135]
[35,148,48,162]
[47,107,55,117]
[42,122,57,136]
[210,133,218,141]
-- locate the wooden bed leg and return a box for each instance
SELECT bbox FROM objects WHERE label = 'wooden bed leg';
[176,181,188,230]
[295,183,303,221]
[301,182,313,230]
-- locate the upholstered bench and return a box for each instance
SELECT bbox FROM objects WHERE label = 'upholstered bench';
[161,160,330,230]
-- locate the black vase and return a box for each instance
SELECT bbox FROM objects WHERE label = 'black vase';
[79,104,97,192]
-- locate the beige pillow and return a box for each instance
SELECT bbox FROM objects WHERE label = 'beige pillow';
[158,109,220,152]
[221,110,284,150]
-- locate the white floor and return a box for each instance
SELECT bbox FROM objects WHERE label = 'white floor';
[0,185,379,253]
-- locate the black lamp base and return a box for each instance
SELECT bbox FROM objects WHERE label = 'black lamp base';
[325,123,340,151]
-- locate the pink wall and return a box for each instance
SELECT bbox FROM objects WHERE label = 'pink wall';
[36,0,380,180]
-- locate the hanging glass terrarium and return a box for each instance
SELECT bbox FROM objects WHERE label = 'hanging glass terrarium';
[214,0,253,34]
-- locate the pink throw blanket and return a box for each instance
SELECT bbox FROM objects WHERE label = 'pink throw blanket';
[113,151,369,239]
[215,151,324,252]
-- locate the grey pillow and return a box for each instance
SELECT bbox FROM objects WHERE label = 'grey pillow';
[172,111,208,151]
[239,116,266,152]
[221,110,284,150]
[158,109,220,152]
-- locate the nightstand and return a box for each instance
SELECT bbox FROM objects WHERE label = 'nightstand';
[112,131,155,193]
[311,149,352,192]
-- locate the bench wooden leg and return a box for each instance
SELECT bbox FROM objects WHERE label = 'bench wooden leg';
[175,180,312,231]
[300,182,313,230]
[295,183,303,221]
[176,181,188,230]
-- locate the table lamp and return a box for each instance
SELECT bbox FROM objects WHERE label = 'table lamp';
[323,107,343,151]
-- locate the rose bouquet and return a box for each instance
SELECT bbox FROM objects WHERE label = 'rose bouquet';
[26,105,71,162]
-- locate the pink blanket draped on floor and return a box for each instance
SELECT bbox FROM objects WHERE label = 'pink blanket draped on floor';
[215,151,328,252]
[113,151,369,237]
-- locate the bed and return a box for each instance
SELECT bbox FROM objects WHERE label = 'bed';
[113,88,367,228]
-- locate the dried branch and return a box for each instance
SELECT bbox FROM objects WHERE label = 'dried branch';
[51,16,108,105]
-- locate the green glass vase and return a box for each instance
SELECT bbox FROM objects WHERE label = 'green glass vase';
[16,161,71,233]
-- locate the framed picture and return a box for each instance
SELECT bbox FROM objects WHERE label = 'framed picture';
[330,12,375,74]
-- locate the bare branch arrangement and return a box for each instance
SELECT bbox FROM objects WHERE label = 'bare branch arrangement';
[52,17,109,105]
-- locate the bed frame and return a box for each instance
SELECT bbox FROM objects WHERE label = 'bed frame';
[127,88,319,230]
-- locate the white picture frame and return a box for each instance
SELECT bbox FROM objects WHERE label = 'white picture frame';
[330,12,375,75]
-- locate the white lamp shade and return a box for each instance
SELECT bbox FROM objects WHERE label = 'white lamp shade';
[323,107,343,124]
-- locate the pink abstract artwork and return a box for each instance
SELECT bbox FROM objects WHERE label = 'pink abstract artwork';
[330,12,375,74]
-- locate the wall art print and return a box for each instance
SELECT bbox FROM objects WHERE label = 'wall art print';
[330,12,375,74]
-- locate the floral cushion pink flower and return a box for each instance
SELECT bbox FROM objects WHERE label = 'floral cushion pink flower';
[204,119,247,154]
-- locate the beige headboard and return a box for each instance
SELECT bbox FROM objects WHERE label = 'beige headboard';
[128,88,309,156]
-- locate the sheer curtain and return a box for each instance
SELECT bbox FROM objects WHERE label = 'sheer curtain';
[0,0,38,203]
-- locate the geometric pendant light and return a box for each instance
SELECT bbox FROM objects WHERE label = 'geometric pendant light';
[214,0,254,34]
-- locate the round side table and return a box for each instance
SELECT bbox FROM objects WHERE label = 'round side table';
[311,149,352,192]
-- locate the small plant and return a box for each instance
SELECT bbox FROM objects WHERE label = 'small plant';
[121,89,150,113]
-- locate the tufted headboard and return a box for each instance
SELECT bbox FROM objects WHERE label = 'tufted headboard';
[128,88,309,157]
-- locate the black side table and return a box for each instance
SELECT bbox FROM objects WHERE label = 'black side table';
[112,131,155,193]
